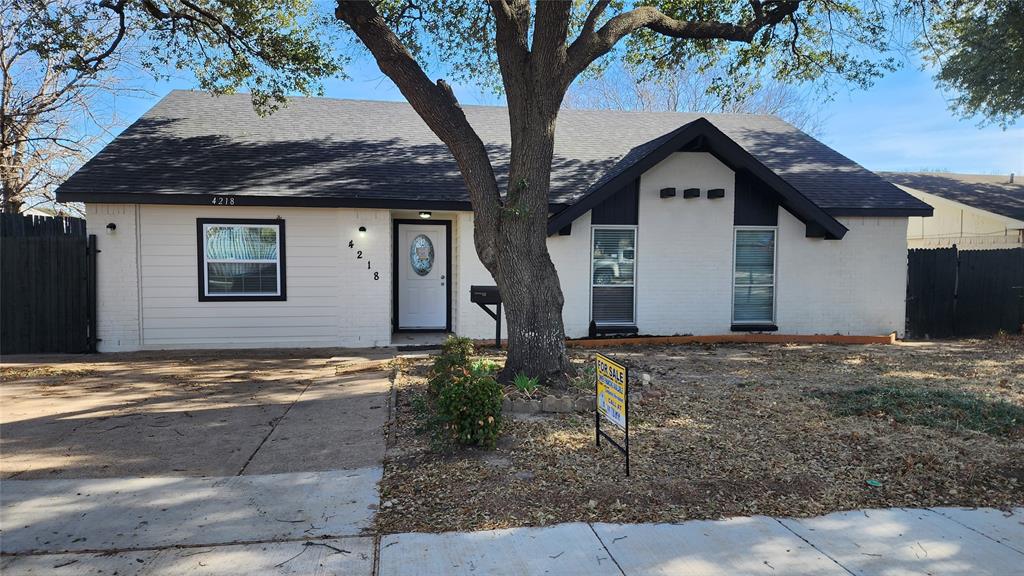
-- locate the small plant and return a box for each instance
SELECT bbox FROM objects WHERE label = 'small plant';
[568,363,597,392]
[428,336,476,394]
[436,367,503,448]
[513,372,540,396]
[470,358,500,377]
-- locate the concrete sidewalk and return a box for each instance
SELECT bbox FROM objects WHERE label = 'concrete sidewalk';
[3,507,1021,575]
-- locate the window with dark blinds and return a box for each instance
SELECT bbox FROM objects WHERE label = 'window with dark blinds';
[733,228,776,323]
[592,228,636,325]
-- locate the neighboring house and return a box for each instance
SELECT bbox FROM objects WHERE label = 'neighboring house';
[883,172,1024,250]
[55,90,931,352]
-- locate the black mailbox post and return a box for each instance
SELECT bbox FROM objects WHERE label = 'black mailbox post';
[470,285,502,348]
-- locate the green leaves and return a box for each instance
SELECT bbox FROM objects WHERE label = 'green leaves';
[922,0,1024,127]
[426,336,503,449]
[136,0,345,113]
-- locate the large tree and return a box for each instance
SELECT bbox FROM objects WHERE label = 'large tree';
[330,0,910,380]
[30,0,932,379]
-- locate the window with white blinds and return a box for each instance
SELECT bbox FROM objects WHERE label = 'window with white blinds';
[592,227,636,325]
[199,220,285,300]
[733,228,776,323]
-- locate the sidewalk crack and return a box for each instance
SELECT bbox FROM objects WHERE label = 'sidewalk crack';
[774,518,857,576]
[588,523,627,576]
[926,507,1024,556]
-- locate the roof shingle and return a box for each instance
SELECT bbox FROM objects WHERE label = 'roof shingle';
[57,90,928,215]
[882,172,1024,221]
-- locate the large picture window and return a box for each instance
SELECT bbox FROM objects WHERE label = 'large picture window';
[591,227,636,325]
[733,228,776,324]
[197,219,285,301]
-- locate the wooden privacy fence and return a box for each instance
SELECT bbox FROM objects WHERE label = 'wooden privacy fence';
[1,213,97,354]
[907,246,1024,338]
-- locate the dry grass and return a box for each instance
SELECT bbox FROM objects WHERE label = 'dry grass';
[377,337,1024,533]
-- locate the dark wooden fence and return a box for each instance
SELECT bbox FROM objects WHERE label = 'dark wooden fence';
[1,213,97,354]
[907,246,1024,338]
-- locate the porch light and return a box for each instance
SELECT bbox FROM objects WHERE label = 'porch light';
[358,226,367,236]
[419,211,432,219]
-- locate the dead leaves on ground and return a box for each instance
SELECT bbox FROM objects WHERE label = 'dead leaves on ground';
[379,339,1024,534]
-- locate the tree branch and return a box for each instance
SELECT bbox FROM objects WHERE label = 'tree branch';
[566,2,800,80]
[335,0,503,270]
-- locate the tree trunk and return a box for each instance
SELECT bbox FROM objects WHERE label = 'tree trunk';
[489,104,574,383]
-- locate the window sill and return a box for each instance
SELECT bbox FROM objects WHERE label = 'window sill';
[199,295,287,302]
[730,323,778,332]
[593,324,639,335]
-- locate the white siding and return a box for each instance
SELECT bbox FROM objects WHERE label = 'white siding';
[89,204,142,351]
[91,204,392,350]
[92,157,909,351]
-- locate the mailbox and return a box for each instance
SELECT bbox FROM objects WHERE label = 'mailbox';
[470,285,501,305]
[470,285,502,347]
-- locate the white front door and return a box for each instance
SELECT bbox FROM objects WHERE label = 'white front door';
[397,222,448,329]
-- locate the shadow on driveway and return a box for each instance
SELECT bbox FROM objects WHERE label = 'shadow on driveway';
[0,349,392,479]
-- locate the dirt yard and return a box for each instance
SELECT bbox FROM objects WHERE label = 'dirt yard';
[378,338,1024,533]
[0,349,392,479]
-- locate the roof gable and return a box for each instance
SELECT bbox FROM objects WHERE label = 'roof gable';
[546,118,849,239]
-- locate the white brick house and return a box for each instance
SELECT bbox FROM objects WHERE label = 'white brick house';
[58,91,931,352]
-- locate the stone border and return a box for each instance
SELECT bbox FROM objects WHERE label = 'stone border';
[502,394,595,415]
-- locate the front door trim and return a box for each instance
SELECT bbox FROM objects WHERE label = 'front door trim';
[392,219,452,333]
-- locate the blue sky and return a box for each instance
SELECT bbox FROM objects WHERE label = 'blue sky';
[112,55,1023,177]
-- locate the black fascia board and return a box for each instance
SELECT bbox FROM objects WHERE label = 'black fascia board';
[546,117,850,240]
[826,206,934,217]
[58,190,571,215]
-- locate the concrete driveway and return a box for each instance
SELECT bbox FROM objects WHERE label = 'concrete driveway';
[0,349,392,561]
[1,349,392,479]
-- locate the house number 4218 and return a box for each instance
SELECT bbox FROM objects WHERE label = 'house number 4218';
[211,196,236,206]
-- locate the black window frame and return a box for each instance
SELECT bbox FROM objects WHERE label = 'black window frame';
[196,218,287,302]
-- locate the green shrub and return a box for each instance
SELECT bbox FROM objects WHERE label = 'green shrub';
[428,336,476,394]
[513,372,539,396]
[436,367,503,448]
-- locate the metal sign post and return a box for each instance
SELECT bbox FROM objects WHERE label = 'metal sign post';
[595,353,629,476]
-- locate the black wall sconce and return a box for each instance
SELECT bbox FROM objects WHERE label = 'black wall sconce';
[358,226,367,237]
[682,188,700,198]
[106,222,117,232]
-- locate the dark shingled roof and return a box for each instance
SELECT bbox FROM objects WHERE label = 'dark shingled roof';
[882,172,1024,222]
[57,90,929,216]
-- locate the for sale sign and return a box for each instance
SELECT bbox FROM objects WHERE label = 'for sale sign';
[595,353,630,476]
[596,353,627,430]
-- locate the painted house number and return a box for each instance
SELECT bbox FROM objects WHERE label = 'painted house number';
[211,196,236,205]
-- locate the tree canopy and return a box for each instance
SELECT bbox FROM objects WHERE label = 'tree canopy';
[923,0,1024,128]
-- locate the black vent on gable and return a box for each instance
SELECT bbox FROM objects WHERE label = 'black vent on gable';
[591,179,639,225]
